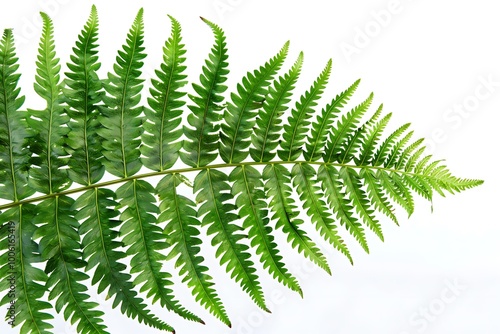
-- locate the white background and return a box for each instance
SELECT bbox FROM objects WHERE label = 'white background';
[1,0,499,333]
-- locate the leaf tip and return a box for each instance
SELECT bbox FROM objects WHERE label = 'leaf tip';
[134,7,144,22]
[1,28,14,43]
[39,11,51,23]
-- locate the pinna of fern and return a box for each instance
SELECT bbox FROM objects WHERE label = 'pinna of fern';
[0,5,482,334]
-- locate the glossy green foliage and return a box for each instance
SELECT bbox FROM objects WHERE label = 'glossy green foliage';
[0,6,482,334]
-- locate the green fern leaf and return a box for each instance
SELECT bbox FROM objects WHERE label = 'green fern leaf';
[394,138,425,171]
[401,172,433,201]
[355,110,392,166]
[383,130,414,168]
[263,164,331,274]
[194,168,268,311]
[372,123,411,166]
[0,206,54,334]
[323,92,373,163]
[27,12,69,194]
[230,165,302,296]
[181,18,229,168]
[158,174,230,327]
[33,196,109,334]
[98,8,146,178]
[117,179,199,325]
[319,165,370,253]
[360,168,398,224]
[0,30,53,333]
[23,15,109,332]
[0,8,484,333]
[305,79,360,162]
[338,103,383,164]
[64,5,105,186]
[340,167,384,241]
[75,188,172,332]
[137,15,201,323]
[0,29,33,201]
[404,146,425,173]
[378,170,414,216]
[279,60,332,161]
[250,53,303,162]
[292,163,353,263]
[142,15,187,172]
[413,154,432,174]
[220,41,288,163]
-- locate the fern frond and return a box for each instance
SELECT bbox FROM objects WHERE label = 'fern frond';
[292,163,353,263]
[0,31,52,333]
[0,9,484,333]
[413,154,432,174]
[383,130,414,168]
[394,138,424,171]
[355,110,392,166]
[27,12,69,194]
[33,197,108,334]
[401,173,433,201]
[194,169,268,311]
[338,103,383,164]
[378,170,414,216]
[419,165,447,198]
[23,16,108,332]
[340,167,384,241]
[403,146,425,172]
[99,8,145,178]
[405,157,480,197]
[372,123,411,166]
[360,168,398,224]
[0,29,33,202]
[230,165,302,296]
[250,53,303,162]
[158,174,230,327]
[181,18,229,168]
[75,187,172,332]
[0,206,54,334]
[319,165,370,253]
[438,174,481,193]
[142,15,187,172]
[392,172,415,210]
[263,164,331,274]
[323,92,373,163]
[64,5,104,186]
[279,60,332,161]
[304,79,360,162]
[117,179,200,324]
[220,42,288,163]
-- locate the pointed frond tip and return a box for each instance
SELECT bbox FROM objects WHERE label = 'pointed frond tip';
[2,28,13,38]
[0,5,483,334]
